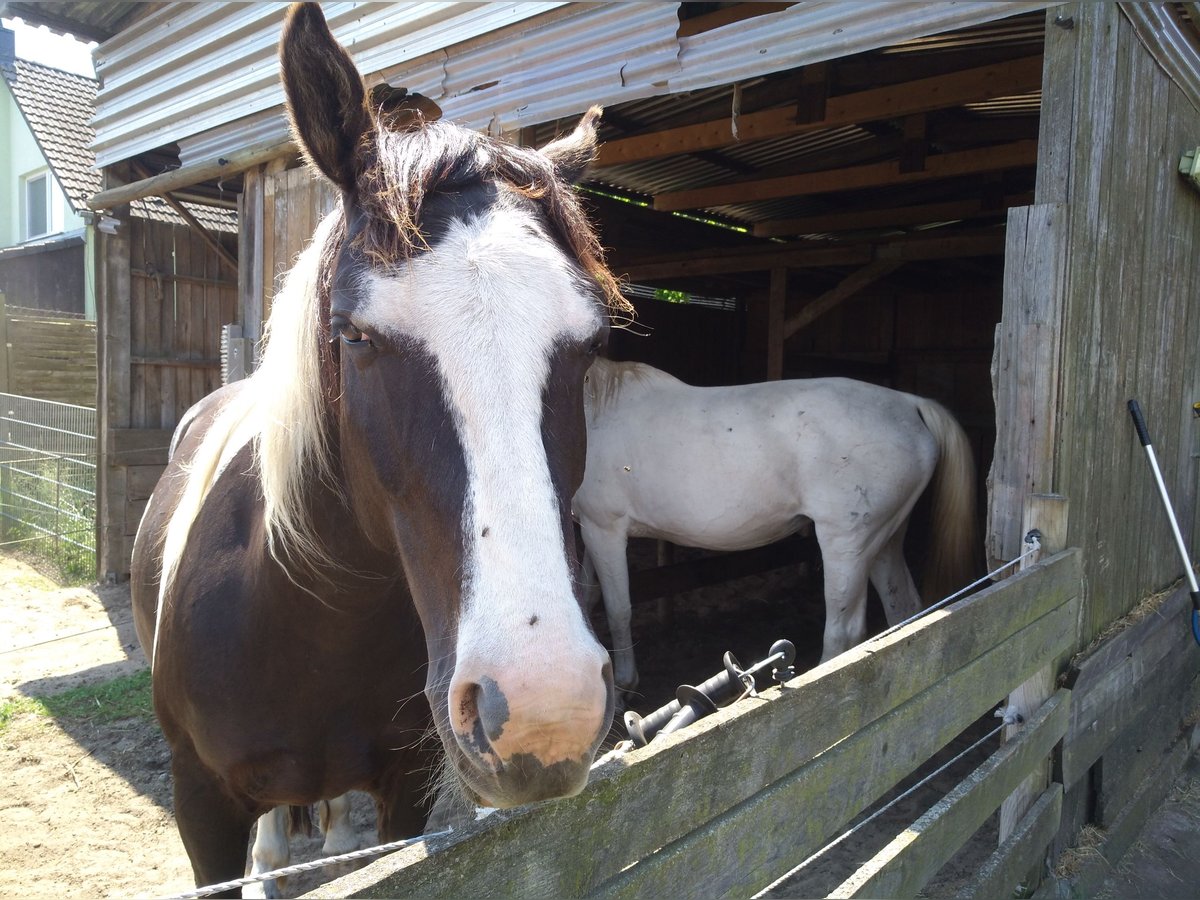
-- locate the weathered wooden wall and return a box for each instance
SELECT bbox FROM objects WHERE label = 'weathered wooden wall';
[128,216,237,430]
[0,293,96,407]
[97,201,238,578]
[990,3,1200,640]
[261,163,336,318]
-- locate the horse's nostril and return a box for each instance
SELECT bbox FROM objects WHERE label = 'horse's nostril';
[475,676,510,743]
[450,675,511,754]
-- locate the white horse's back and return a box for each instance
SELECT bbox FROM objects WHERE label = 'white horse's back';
[576,358,977,689]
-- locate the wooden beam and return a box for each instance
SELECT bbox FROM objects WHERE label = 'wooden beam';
[753,193,1032,238]
[616,229,1004,281]
[784,259,903,339]
[133,164,239,280]
[594,55,1044,167]
[90,138,296,210]
[654,140,1039,211]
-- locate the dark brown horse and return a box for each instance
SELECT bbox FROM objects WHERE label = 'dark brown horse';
[130,4,622,893]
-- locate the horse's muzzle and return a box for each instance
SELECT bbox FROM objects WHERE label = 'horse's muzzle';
[442,652,614,806]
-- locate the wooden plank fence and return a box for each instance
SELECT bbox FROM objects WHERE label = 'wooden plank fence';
[0,293,96,408]
[309,548,1083,900]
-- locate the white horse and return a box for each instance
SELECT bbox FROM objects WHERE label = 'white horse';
[574,359,977,691]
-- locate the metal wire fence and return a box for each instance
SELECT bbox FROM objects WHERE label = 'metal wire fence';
[0,393,96,583]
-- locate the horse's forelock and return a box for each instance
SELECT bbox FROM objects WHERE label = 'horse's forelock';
[355,119,629,316]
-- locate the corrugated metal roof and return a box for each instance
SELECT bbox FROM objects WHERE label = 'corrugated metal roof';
[669,0,1048,91]
[90,2,568,167]
[93,1,1053,170]
[0,1,146,43]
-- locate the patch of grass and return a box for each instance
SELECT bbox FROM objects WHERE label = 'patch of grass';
[0,669,153,733]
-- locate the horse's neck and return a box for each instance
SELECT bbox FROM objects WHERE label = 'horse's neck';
[276,463,404,595]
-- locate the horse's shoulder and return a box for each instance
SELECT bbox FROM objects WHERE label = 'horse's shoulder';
[169,381,253,462]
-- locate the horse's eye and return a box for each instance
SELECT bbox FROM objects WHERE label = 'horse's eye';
[332,316,368,345]
[587,336,603,356]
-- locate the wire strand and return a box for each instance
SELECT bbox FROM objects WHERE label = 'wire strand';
[752,722,1007,898]
[161,828,454,900]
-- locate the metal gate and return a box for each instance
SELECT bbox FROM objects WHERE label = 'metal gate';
[0,393,96,582]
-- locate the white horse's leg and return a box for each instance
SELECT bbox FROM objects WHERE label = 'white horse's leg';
[580,523,638,691]
[869,527,922,626]
[248,806,290,899]
[817,541,871,662]
[579,547,602,617]
[318,793,359,854]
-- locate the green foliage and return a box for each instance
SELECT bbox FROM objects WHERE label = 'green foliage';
[653,288,691,305]
[0,451,96,585]
[0,669,153,733]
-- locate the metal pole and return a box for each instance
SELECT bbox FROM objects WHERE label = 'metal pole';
[1128,399,1200,647]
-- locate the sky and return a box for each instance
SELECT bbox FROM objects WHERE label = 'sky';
[3,16,96,78]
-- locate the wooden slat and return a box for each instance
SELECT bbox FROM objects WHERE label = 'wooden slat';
[616,230,1004,281]
[595,56,1043,167]
[126,464,165,501]
[986,204,1067,568]
[959,784,1063,900]
[1060,582,1197,787]
[830,690,1070,898]
[309,550,1082,899]
[108,428,173,467]
[653,141,1038,212]
[592,597,1080,900]
[754,193,1032,238]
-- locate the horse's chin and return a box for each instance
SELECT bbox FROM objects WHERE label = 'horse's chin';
[434,722,596,810]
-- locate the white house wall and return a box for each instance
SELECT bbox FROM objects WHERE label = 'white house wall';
[95,0,1048,171]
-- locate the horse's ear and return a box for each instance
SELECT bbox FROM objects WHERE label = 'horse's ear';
[279,2,371,190]
[541,106,602,184]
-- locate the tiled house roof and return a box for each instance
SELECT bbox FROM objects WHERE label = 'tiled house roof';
[2,58,236,233]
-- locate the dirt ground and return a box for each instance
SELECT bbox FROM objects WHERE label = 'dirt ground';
[4,543,1195,899]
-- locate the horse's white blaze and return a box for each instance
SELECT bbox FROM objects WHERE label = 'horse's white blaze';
[361,203,603,727]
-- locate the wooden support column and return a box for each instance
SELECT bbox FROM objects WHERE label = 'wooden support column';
[238,165,266,361]
[96,166,133,580]
[767,267,787,380]
[999,494,1070,865]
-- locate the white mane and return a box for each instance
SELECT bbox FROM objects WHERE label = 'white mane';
[153,210,343,664]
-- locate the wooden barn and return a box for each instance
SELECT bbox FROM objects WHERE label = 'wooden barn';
[8,1,1200,895]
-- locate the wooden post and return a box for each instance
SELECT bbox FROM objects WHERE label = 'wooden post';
[999,494,1069,858]
[96,166,133,581]
[238,165,266,366]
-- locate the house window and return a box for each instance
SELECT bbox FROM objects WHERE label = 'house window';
[23,171,50,239]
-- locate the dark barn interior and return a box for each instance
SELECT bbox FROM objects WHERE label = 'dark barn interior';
[520,7,1051,705]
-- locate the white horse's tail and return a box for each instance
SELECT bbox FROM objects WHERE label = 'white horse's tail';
[916,398,978,602]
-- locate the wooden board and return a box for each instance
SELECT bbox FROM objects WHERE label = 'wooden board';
[830,690,1070,898]
[1060,583,1200,787]
[307,550,1081,899]
[591,599,1080,900]
[959,784,1063,899]
[986,204,1067,569]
